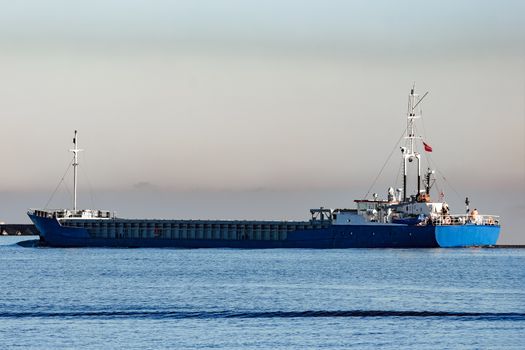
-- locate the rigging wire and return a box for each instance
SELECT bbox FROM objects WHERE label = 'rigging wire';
[394,157,403,190]
[44,135,96,211]
[44,160,73,210]
[417,102,462,202]
[427,156,463,201]
[363,128,406,199]
[419,107,429,141]
[363,88,462,204]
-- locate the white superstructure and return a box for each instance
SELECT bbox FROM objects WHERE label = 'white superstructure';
[311,85,499,227]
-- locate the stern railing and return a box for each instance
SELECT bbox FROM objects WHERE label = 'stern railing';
[431,214,500,226]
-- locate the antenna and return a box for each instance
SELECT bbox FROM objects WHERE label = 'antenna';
[412,91,429,111]
[70,130,83,211]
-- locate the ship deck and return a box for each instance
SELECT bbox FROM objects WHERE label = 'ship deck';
[61,218,331,241]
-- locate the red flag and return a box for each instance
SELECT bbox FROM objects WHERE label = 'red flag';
[423,141,433,152]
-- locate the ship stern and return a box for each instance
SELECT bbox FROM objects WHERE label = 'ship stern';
[435,224,500,247]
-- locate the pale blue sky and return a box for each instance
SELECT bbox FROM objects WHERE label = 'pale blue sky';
[1,0,524,54]
[0,0,524,242]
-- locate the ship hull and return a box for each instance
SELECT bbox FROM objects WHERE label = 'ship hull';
[28,214,500,248]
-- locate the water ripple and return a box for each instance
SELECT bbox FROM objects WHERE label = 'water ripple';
[1,310,524,321]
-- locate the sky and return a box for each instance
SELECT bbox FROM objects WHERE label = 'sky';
[0,0,524,243]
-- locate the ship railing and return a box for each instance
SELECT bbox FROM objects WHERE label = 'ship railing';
[28,209,54,219]
[431,214,500,226]
[29,209,114,220]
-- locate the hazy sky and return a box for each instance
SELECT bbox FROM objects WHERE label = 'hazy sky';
[0,0,524,242]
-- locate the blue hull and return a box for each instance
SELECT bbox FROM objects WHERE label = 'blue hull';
[28,214,500,248]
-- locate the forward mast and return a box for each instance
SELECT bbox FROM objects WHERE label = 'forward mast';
[70,130,83,211]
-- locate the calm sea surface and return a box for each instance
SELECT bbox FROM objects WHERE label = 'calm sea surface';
[1,236,524,350]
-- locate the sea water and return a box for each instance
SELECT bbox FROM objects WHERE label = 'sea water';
[1,236,524,350]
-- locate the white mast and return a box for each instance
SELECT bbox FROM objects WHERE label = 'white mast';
[402,85,427,202]
[70,130,83,211]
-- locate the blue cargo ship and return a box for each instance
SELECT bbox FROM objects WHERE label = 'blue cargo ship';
[28,86,500,248]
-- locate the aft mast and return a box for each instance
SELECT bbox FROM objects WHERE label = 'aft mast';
[70,130,83,211]
[402,85,428,202]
